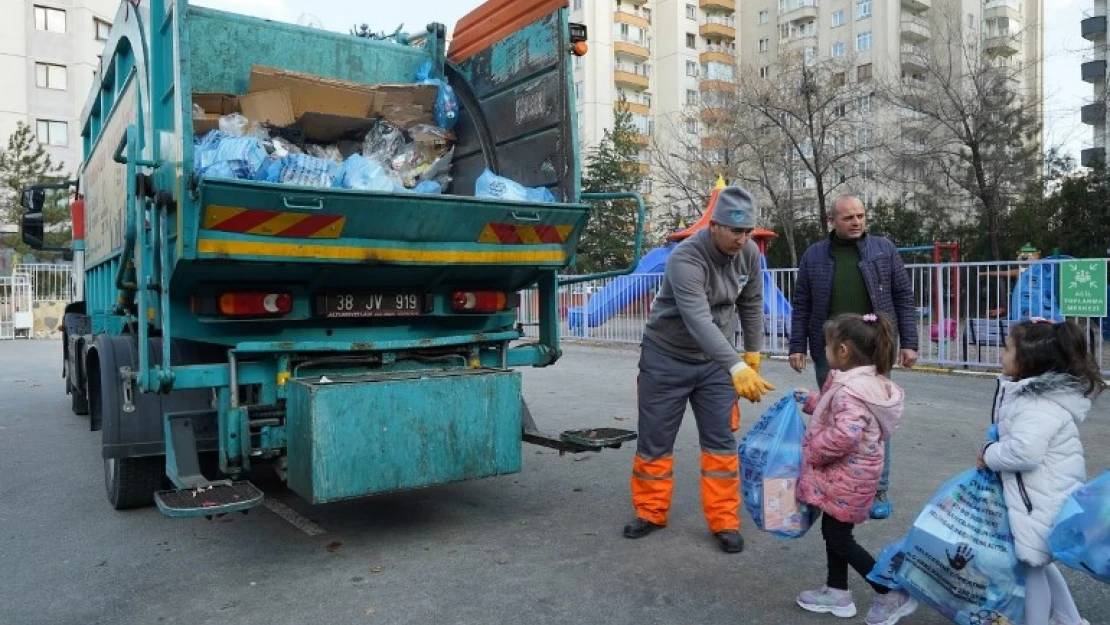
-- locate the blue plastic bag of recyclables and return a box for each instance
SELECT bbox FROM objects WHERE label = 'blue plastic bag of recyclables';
[738,393,818,539]
[1049,469,1110,583]
[868,468,1026,625]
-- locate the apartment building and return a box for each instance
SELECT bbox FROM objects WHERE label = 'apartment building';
[570,0,737,200]
[1081,0,1108,167]
[0,0,118,176]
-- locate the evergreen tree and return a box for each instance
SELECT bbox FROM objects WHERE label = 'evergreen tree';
[575,100,642,274]
[0,122,67,254]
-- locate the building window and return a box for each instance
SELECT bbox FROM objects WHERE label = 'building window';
[686,33,697,49]
[831,10,845,27]
[686,60,698,76]
[686,89,698,106]
[759,65,771,79]
[95,18,110,41]
[759,38,770,52]
[34,5,66,33]
[803,47,816,65]
[831,41,845,57]
[574,56,584,70]
[778,0,787,14]
[856,0,872,20]
[859,94,873,114]
[968,13,975,28]
[857,63,873,81]
[759,10,769,24]
[35,63,67,90]
[36,119,67,146]
[685,118,698,134]
[573,0,583,10]
[686,4,697,20]
[574,81,583,103]
[856,31,871,52]
[832,72,846,87]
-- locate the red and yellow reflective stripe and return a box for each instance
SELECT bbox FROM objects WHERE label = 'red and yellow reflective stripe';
[202,205,345,239]
[478,223,574,245]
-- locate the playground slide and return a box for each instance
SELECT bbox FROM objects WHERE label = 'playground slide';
[568,248,794,333]
[568,246,671,330]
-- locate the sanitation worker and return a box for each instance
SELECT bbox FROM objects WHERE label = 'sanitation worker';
[623,185,773,553]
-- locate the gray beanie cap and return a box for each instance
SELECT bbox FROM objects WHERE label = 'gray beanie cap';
[712,186,757,229]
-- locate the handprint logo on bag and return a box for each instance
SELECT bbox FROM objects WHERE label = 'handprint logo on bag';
[947,543,976,571]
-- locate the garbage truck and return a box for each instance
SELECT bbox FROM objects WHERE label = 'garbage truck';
[19,0,644,518]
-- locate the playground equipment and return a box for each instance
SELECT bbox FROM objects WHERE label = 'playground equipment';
[897,243,960,342]
[568,177,791,334]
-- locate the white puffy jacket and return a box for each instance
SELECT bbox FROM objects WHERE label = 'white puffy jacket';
[983,373,1091,567]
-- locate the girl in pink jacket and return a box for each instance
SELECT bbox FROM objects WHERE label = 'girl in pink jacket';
[792,313,917,625]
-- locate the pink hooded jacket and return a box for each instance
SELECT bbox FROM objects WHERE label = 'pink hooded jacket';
[797,366,905,524]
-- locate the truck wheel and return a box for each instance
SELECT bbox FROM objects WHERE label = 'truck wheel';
[70,384,89,416]
[104,456,163,510]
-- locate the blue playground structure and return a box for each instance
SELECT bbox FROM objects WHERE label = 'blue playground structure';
[567,244,792,335]
[1009,256,1071,323]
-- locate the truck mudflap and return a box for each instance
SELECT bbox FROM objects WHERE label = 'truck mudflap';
[191,178,589,268]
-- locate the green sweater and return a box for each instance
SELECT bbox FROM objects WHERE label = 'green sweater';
[828,233,873,317]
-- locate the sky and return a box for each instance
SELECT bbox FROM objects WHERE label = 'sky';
[193,0,1097,165]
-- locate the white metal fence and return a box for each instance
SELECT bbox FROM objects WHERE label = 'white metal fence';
[0,263,74,340]
[0,275,34,340]
[520,259,1110,374]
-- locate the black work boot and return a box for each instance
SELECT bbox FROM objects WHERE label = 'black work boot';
[623,518,665,539]
[715,530,745,553]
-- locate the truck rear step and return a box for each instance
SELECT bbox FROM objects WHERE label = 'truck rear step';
[155,482,264,518]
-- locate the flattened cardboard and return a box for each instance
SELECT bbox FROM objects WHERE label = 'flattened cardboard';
[249,66,374,119]
[295,112,378,144]
[192,92,239,134]
[238,88,296,127]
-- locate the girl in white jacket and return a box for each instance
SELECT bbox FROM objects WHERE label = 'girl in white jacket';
[977,319,1105,625]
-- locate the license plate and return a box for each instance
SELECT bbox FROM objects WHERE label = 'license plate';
[317,292,429,318]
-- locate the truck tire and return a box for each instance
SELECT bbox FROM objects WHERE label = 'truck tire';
[104,456,163,510]
[71,387,89,415]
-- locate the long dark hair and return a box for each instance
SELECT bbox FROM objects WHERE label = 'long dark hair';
[824,312,896,376]
[1008,320,1106,397]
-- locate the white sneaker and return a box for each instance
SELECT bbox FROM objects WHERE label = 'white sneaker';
[796,586,858,618]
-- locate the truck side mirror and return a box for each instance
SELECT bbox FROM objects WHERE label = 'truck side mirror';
[21,210,45,249]
[21,188,45,211]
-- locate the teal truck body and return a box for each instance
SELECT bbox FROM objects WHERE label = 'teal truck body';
[20,0,642,517]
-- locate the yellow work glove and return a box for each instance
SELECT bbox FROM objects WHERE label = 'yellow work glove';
[730,361,775,402]
[742,352,761,372]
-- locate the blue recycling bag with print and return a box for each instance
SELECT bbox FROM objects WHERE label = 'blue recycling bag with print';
[868,469,1025,625]
[738,393,817,539]
[1049,469,1110,584]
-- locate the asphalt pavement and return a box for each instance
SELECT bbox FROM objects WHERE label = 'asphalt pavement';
[1,340,1107,625]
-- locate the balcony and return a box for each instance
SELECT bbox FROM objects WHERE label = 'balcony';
[700,49,736,65]
[1082,11,1107,41]
[617,100,651,116]
[901,44,928,73]
[901,0,930,9]
[699,79,736,92]
[615,40,651,60]
[631,133,650,147]
[780,1,819,23]
[783,31,818,50]
[985,31,1022,55]
[700,0,735,11]
[700,16,737,39]
[901,15,930,42]
[623,0,648,5]
[615,70,650,90]
[1081,101,1106,126]
[1082,59,1107,84]
[1081,146,1106,167]
[700,107,730,123]
[984,0,1022,22]
[614,9,651,29]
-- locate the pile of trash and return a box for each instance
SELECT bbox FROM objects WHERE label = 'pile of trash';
[191,61,552,201]
[193,116,453,195]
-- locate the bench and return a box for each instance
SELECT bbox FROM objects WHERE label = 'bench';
[962,318,1014,363]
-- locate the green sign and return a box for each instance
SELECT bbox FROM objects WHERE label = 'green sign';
[1060,260,1108,317]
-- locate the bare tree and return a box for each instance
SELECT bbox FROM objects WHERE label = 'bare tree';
[653,52,882,261]
[878,11,1042,260]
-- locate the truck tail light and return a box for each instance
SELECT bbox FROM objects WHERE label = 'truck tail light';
[451,291,510,313]
[218,291,292,317]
